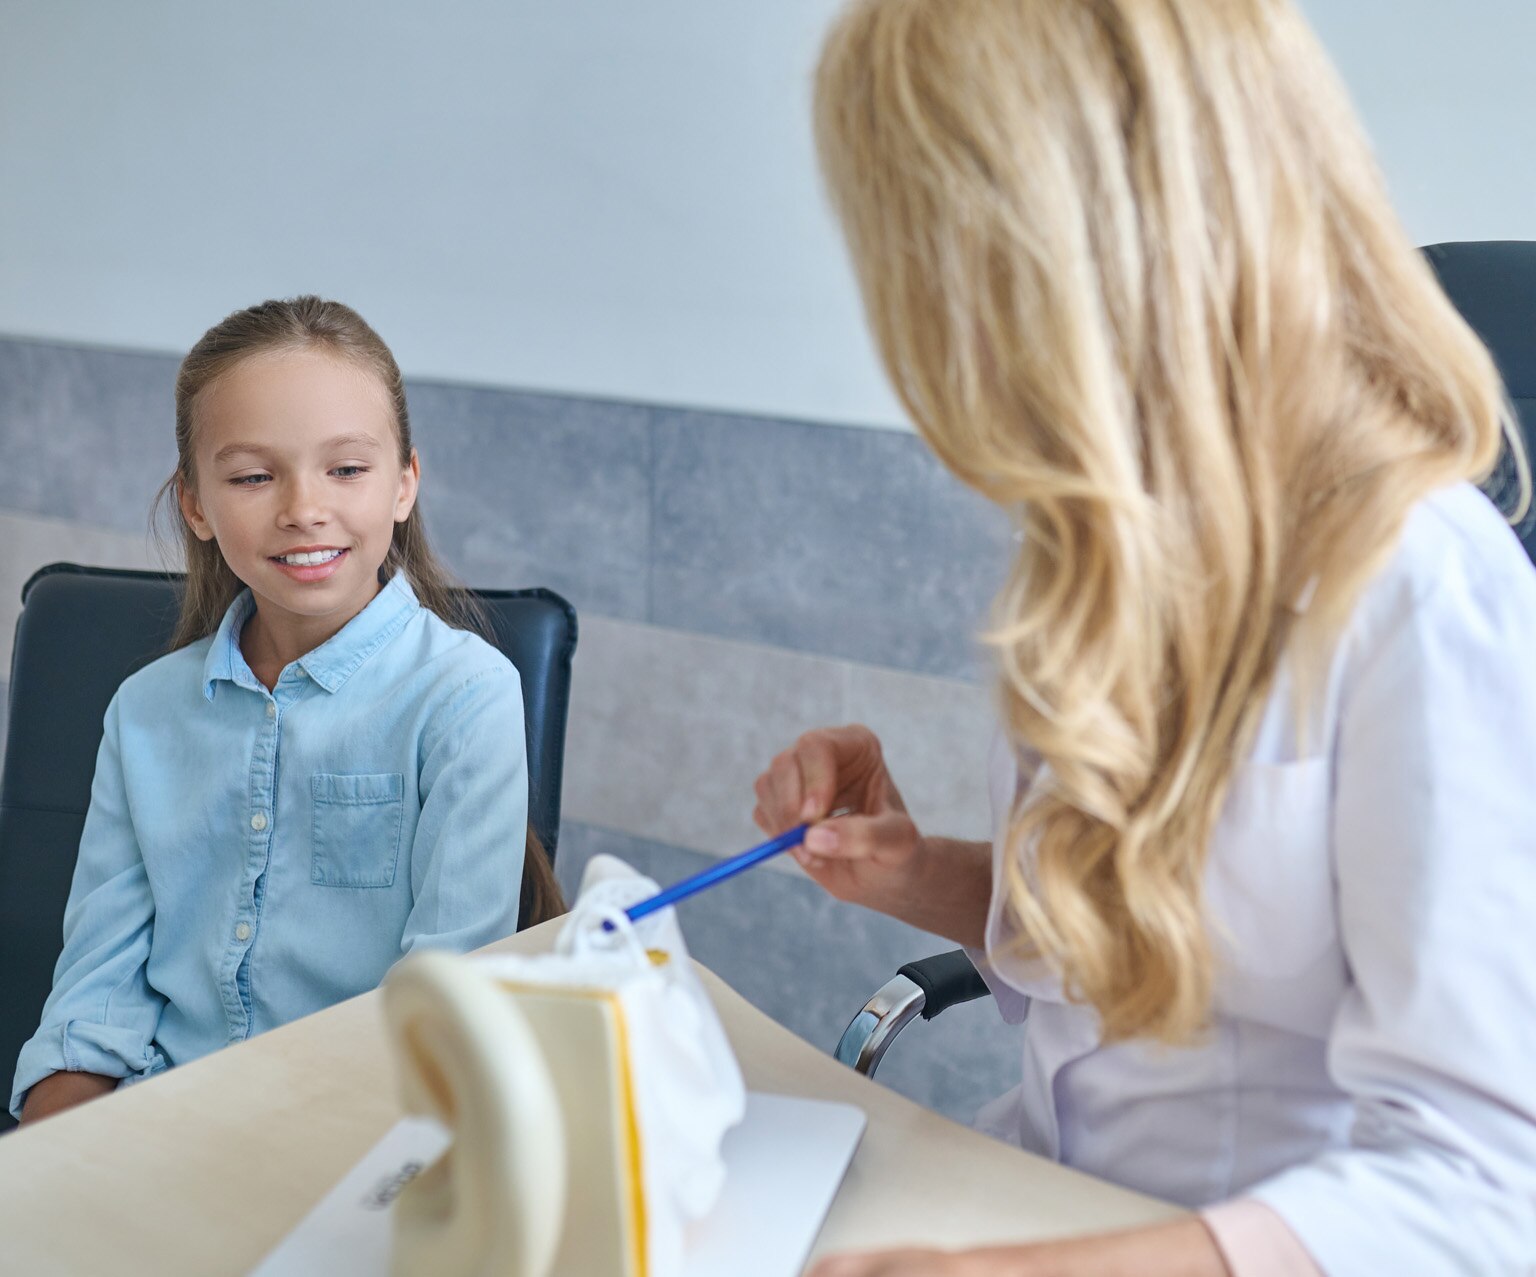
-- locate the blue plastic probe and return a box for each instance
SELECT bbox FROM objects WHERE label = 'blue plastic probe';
[623,823,812,924]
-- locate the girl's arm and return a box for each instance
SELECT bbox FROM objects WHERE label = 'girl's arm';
[18,1070,118,1125]
[399,664,529,955]
[10,695,170,1120]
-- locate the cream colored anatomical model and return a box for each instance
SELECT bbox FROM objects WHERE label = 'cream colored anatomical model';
[383,856,747,1277]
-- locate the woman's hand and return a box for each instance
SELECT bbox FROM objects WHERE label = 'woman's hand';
[808,1252,997,1277]
[753,725,922,911]
[807,1218,1231,1277]
[18,1070,118,1125]
[752,725,991,945]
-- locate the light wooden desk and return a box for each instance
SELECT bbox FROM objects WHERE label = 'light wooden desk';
[0,919,1176,1273]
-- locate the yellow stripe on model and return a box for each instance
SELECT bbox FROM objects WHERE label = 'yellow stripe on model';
[495,980,649,1276]
[611,999,649,1277]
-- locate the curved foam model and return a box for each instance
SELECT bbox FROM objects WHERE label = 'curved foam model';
[384,951,567,1277]
[382,855,746,1277]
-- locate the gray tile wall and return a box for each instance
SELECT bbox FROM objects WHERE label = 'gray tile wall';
[0,340,178,533]
[0,507,163,776]
[0,337,1014,674]
[0,334,1022,1123]
[405,381,655,624]
[409,378,1014,677]
[650,410,1010,680]
[561,614,996,861]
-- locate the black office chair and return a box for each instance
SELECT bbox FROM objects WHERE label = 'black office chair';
[0,563,577,1131]
[1425,241,1536,563]
[835,239,1536,1078]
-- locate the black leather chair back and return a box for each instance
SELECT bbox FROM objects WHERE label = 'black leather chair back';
[0,563,576,1130]
[1424,240,1536,563]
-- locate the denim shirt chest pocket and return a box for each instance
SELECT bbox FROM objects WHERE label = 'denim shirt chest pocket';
[311,772,406,888]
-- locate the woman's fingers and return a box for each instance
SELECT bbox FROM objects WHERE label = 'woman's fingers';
[791,811,923,906]
[806,1258,876,1277]
[803,813,848,854]
[751,749,802,833]
[753,724,891,836]
[803,811,917,866]
[754,728,858,829]
[807,1251,964,1277]
[793,730,847,821]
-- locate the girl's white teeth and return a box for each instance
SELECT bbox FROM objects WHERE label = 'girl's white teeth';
[278,549,343,566]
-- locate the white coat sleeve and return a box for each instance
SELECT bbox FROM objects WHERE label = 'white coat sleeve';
[1249,551,1536,1274]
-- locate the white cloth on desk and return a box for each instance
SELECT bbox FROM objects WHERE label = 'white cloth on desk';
[480,855,747,1275]
[970,483,1536,1275]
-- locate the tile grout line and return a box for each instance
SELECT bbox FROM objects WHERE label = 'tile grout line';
[645,405,658,628]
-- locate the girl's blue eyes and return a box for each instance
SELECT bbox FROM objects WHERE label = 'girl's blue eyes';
[227,466,371,488]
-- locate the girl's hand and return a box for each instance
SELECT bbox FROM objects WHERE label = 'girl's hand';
[807,1219,1231,1277]
[752,725,925,916]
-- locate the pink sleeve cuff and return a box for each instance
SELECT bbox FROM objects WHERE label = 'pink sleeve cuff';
[1200,1198,1325,1277]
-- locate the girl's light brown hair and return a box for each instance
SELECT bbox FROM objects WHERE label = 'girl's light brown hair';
[154,295,563,925]
[815,0,1528,1043]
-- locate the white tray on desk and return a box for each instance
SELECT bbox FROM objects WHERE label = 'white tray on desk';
[253,1090,867,1277]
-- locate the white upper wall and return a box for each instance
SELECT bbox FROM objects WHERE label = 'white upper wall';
[1,0,1533,430]
[1300,0,1536,244]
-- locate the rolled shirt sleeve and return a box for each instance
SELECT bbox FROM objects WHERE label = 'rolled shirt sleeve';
[10,696,169,1118]
[1247,546,1536,1272]
[399,665,528,957]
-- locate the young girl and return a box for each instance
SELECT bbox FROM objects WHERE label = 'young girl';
[755,2,1536,1274]
[11,296,562,1125]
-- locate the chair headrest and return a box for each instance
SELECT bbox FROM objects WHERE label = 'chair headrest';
[1423,241,1536,413]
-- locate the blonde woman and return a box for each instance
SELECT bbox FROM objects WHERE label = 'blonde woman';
[751,1,1536,1273]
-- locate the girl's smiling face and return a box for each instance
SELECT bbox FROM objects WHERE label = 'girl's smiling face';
[178,346,419,655]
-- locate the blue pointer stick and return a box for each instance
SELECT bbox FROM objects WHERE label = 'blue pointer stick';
[607,807,855,930]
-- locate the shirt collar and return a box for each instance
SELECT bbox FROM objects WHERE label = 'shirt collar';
[202,572,421,700]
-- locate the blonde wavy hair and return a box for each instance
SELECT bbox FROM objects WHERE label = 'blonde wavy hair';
[815,0,1529,1043]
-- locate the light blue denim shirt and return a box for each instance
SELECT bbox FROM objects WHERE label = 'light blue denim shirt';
[10,572,528,1117]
